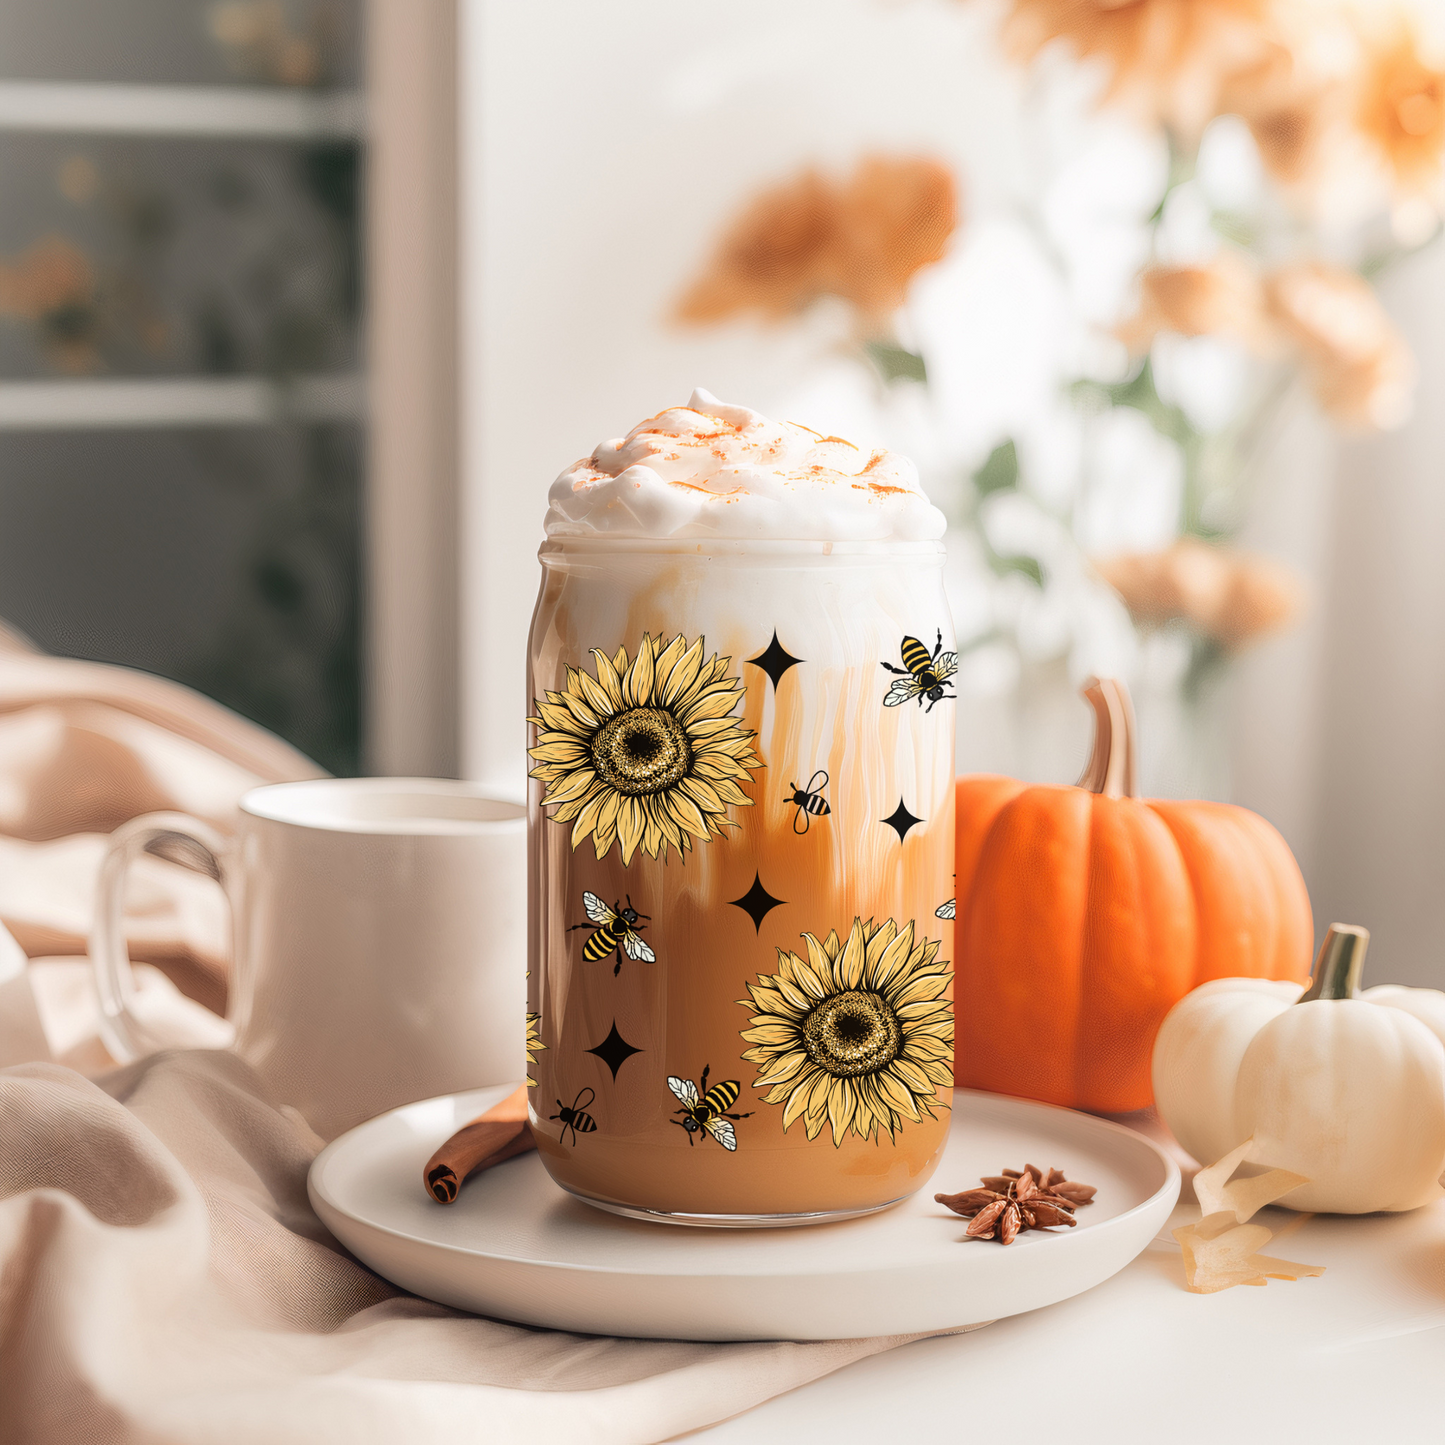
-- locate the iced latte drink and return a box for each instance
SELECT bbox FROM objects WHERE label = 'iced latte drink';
[526,390,955,1223]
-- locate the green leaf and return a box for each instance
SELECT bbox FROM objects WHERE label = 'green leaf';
[865,341,927,385]
[972,438,1018,497]
[993,553,1043,586]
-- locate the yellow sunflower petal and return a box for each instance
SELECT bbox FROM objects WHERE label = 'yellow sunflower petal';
[559,691,603,731]
[891,1058,936,1095]
[786,952,830,1001]
[533,699,585,734]
[528,738,589,768]
[919,1056,955,1088]
[868,925,916,992]
[584,648,623,710]
[676,685,746,725]
[741,1018,799,1045]
[874,1068,924,1121]
[593,787,623,842]
[538,765,598,809]
[781,1076,818,1131]
[903,1031,952,1061]
[753,1049,810,1089]
[616,796,647,866]
[576,668,618,720]
[659,636,705,706]
[801,933,836,988]
[826,1078,859,1146]
[661,786,709,841]
[897,996,953,1022]
[864,918,898,972]
[569,786,610,850]
[838,919,868,989]
[889,969,952,1008]
[849,1089,876,1142]
[681,713,742,739]
[651,632,687,681]
[622,633,656,708]
[678,774,726,816]
[639,799,666,860]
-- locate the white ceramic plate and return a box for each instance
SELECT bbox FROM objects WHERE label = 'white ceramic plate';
[309,1086,1179,1341]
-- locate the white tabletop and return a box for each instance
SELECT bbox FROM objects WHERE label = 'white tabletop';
[685,1198,1445,1441]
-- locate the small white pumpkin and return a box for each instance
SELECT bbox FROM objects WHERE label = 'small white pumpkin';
[1152,924,1445,1213]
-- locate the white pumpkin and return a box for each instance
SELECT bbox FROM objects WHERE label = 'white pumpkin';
[1152,925,1445,1213]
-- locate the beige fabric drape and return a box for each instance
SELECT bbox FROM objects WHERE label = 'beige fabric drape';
[0,1052,962,1445]
[0,622,320,1014]
[0,633,967,1441]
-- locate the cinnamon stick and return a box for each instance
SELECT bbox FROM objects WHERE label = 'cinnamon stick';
[423,1085,537,1203]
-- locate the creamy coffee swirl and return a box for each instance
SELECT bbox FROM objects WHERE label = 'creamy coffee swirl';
[545,388,946,543]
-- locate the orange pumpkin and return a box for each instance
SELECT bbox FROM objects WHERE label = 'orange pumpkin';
[953,677,1312,1113]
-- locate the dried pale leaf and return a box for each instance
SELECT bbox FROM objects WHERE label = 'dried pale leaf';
[1174,1211,1324,1294]
[1194,1137,1310,1223]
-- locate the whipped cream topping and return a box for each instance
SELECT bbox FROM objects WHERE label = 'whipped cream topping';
[544,389,946,543]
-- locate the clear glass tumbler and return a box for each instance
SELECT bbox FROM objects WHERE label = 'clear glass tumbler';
[526,536,955,1224]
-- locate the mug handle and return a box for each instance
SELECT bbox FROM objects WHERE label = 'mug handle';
[90,811,230,1063]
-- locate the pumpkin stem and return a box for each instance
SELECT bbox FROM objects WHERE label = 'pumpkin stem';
[1077,677,1137,799]
[1298,923,1370,1001]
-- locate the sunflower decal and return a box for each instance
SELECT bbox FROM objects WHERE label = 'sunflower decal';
[525,1011,545,1088]
[528,633,760,865]
[739,917,953,1147]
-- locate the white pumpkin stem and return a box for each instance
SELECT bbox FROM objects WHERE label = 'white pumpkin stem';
[1077,677,1137,799]
[1299,923,1370,1002]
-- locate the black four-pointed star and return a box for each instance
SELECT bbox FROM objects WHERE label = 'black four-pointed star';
[727,872,787,932]
[746,630,804,690]
[586,1021,643,1080]
[882,799,924,843]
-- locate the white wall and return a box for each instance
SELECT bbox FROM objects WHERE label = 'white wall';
[457,0,1445,990]
[457,0,1017,791]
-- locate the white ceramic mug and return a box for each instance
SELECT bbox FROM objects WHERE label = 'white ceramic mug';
[91,778,526,1139]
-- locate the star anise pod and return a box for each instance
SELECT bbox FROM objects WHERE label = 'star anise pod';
[934,1163,1097,1245]
[982,1164,1097,1207]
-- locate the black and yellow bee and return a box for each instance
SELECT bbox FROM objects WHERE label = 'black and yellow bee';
[881,628,958,713]
[667,1066,752,1151]
[569,891,656,976]
[786,769,831,834]
[550,1086,597,1147]
[936,871,956,919]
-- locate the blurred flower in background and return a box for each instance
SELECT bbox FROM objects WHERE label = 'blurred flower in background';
[1002,0,1277,136]
[676,0,1445,795]
[209,1,339,88]
[674,155,958,337]
[1096,539,1303,650]
[0,236,99,371]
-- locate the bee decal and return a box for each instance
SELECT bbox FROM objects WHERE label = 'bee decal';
[881,629,958,713]
[786,769,831,834]
[667,1066,752,1150]
[936,871,957,920]
[550,1086,597,1147]
[568,891,656,976]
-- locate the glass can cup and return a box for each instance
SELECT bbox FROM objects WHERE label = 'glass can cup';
[525,537,956,1224]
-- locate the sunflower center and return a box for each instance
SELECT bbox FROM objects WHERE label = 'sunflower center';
[591,707,692,796]
[802,989,902,1078]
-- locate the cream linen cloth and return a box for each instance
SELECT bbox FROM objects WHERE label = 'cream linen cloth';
[0,627,968,1443]
[0,1051,959,1445]
[0,619,321,1020]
